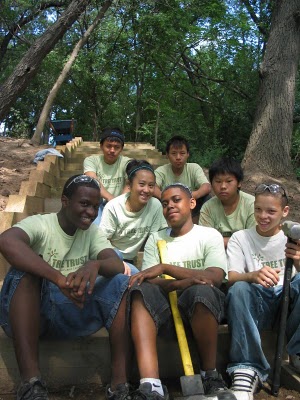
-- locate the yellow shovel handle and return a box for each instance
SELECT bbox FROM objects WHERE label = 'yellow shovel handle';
[157,240,194,376]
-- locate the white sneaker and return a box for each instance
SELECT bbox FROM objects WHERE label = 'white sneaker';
[289,354,300,373]
[229,369,260,400]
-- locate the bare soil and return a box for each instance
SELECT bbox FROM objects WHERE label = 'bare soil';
[0,137,299,399]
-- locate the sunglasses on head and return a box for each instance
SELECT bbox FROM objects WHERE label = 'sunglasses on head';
[255,183,287,197]
[66,175,100,189]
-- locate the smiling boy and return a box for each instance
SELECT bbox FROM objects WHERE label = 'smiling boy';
[84,127,131,224]
[128,183,231,399]
[225,183,300,400]
[0,175,133,400]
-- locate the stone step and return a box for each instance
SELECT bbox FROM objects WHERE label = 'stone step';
[0,326,284,393]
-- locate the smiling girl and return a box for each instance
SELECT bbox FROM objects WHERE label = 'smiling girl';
[100,160,167,271]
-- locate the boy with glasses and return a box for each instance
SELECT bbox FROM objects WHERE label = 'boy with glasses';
[225,183,300,400]
[0,174,133,400]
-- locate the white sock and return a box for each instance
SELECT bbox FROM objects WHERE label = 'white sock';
[140,378,164,396]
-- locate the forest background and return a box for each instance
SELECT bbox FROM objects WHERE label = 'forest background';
[0,0,300,180]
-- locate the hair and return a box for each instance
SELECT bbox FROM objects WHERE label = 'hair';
[255,182,289,208]
[62,174,100,199]
[100,127,125,146]
[161,183,192,198]
[166,135,190,154]
[209,157,244,183]
[126,159,155,183]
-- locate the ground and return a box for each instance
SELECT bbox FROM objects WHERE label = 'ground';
[0,137,299,400]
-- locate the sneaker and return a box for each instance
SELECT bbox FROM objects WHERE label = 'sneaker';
[289,354,300,374]
[132,382,169,400]
[16,377,48,400]
[105,383,133,400]
[229,369,260,400]
[202,370,228,395]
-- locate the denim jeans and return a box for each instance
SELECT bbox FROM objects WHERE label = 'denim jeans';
[0,267,129,338]
[226,273,300,381]
[93,201,106,226]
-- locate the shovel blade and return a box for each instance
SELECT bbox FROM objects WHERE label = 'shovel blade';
[180,375,204,396]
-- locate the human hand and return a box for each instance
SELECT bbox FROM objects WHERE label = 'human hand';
[56,274,85,309]
[128,264,165,287]
[65,260,100,296]
[252,266,281,288]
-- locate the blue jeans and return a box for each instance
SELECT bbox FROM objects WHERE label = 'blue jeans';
[226,273,300,381]
[0,268,129,338]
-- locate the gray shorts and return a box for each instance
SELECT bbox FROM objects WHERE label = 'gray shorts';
[128,282,225,336]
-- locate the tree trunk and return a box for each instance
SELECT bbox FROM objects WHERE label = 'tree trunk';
[0,0,92,122]
[243,0,300,177]
[31,0,113,146]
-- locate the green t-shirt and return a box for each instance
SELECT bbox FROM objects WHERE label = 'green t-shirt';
[142,225,227,277]
[14,214,113,276]
[100,193,167,260]
[199,190,255,237]
[83,154,131,197]
[154,163,209,191]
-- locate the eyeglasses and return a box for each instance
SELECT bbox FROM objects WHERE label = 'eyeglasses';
[65,175,100,189]
[255,183,287,197]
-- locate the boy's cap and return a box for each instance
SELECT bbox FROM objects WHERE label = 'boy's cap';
[100,130,125,144]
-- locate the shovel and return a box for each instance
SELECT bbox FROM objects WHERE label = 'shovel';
[157,240,236,400]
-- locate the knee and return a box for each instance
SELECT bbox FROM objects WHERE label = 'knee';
[227,282,251,307]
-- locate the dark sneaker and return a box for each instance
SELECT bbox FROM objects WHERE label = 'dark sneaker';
[202,370,228,396]
[105,383,133,400]
[132,382,169,400]
[16,377,48,400]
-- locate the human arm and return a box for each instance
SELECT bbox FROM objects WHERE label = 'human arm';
[84,171,114,202]
[129,263,224,289]
[154,184,162,199]
[192,182,211,200]
[0,227,65,285]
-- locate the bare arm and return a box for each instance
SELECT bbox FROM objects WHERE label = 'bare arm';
[0,227,64,285]
[154,184,162,199]
[84,171,114,201]
[129,263,225,288]
[228,267,281,288]
[192,183,211,200]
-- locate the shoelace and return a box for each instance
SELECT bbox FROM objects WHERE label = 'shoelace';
[231,371,257,393]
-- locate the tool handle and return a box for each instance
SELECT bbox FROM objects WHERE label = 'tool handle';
[157,240,194,376]
[271,238,294,396]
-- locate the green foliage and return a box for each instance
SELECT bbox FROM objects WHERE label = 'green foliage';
[0,0,288,168]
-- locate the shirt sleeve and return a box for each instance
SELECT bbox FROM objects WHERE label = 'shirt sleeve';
[226,233,247,273]
[199,202,215,228]
[193,164,209,187]
[202,229,227,275]
[83,156,97,174]
[141,233,161,270]
[154,167,164,189]
[89,226,113,258]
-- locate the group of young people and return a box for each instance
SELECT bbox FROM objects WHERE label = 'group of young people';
[0,128,300,400]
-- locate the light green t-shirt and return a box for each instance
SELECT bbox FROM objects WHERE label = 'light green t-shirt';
[199,190,255,237]
[100,193,167,260]
[155,163,209,191]
[142,225,227,277]
[83,154,131,197]
[14,214,113,276]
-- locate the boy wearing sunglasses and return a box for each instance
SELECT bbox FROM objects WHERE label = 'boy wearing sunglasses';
[225,183,300,400]
[0,175,133,400]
